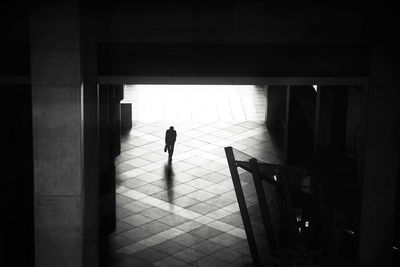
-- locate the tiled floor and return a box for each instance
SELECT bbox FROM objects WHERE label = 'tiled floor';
[110,85,284,266]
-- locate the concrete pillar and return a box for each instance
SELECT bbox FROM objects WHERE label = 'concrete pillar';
[344,86,364,156]
[99,85,122,235]
[99,84,123,266]
[30,3,85,267]
[110,86,123,160]
[121,103,133,131]
[266,85,288,132]
[81,4,100,267]
[314,86,348,157]
[285,86,316,165]
[358,44,400,266]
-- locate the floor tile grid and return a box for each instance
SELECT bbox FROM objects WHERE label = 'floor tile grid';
[111,120,283,266]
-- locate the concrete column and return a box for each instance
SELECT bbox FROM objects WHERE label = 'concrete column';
[285,86,316,165]
[110,86,123,159]
[266,85,288,132]
[121,103,133,131]
[30,3,85,267]
[99,85,122,235]
[344,86,364,156]
[81,4,100,267]
[99,84,123,266]
[358,44,400,266]
[314,86,348,157]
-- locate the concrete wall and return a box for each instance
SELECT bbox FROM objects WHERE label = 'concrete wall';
[97,43,369,77]
[96,1,368,43]
[95,1,370,77]
[1,1,372,77]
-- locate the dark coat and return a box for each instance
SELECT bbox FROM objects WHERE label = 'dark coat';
[165,129,177,144]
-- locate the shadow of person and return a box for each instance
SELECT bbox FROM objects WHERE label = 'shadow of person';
[164,160,174,203]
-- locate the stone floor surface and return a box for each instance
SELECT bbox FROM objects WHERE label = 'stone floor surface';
[111,85,283,266]
[111,119,284,267]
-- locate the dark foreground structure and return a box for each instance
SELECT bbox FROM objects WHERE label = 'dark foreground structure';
[0,1,399,266]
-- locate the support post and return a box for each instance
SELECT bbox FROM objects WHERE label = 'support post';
[314,86,348,157]
[225,147,261,266]
[266,85,288,132]
[285,86,316,165]
[249,158,277,256]
[358,44,400,266]
[30,3,88,266]
[99,84,123,265]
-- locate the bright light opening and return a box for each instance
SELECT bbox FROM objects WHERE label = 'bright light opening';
[313,85,318,92]
[123,84,265,123]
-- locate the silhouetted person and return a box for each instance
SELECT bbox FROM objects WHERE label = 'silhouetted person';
[164,126,177,160]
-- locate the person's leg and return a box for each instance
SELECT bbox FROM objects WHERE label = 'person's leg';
[167,144,173,159]
[170,143,175,158]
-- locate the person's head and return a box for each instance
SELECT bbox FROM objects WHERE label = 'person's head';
[170,126,174,130]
